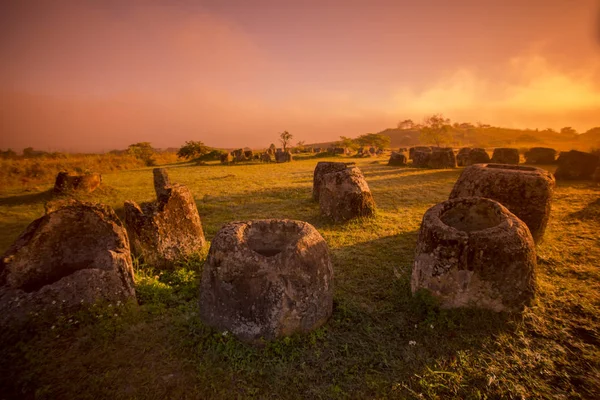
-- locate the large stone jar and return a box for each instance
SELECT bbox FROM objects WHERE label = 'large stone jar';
[449,164,555,243]
[199,219,334,343]
[412,197,536,312]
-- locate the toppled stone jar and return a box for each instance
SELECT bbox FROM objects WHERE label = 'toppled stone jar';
[199,219,334,343]
[449,164,555,243]
[412,197,536,312]
[318,166,376,222]
[124,169,206,269]
[0,202,136,329]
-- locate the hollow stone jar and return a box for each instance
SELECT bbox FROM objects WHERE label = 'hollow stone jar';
[411,197,536,312]
[199,219,333,342]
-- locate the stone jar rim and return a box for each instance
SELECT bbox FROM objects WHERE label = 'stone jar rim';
[426,197,517,237]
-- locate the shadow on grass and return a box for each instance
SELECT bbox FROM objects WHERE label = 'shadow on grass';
[567,198,600,221]
[0,189,54,207]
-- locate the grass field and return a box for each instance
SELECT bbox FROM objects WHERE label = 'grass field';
[0,156,599,399]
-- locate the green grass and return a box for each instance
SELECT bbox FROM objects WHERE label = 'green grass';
[0,157,599,399]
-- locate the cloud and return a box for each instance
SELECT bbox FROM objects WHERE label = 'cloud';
[388,54,600,129]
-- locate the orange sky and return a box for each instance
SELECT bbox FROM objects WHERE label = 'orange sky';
[1,0,599,152]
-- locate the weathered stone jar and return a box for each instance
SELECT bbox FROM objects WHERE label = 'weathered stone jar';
[411,197,536,312]
[53,171,102,194]
[554,150,599,180]
[0,202,136,329]
[388,151,407,166]
[491,148,520,165]
[449,164,555,243]
[199,219,333,343]
[312,161,348,201]
[319,167,375,222]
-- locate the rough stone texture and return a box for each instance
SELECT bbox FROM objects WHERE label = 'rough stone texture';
[319,167,375,222]
[412,150,432,167]
[524,147,557,164]
[449,164,555,243]
[0,202,136,329]
[491,148,520,165]
[388,151,407,166]
[153,168,171,201]
[199,219,334,343]
[554,150,600,180]
[53,171,102,194]
[412,197,536,312]
[312,162,348,202]
[456,148,472,167]
[467,148,491,165]
[409,146,432,160]
[427,148,457,169]
[275,151,293,163]
[124,184,206,269]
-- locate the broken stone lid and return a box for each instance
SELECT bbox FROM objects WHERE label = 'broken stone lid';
[412,197,536,312]
[199,219,334,343]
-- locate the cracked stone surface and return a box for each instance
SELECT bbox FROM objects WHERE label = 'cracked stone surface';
[412,197,536,312]
[449,164,555,243]
[199,219,333,343]
[0,201,135,329]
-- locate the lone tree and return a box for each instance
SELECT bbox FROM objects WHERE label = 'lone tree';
[279,131,293,151]
[419,114,453,147]
[177,140,211,160]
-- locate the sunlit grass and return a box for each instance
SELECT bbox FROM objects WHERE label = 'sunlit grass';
[0,156,598,398]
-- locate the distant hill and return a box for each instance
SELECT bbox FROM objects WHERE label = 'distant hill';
[307,125,600,151]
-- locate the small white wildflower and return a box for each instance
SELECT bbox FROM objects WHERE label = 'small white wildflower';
[414,324,417,329]
[114,313,118,317]
[52,301,56,305]
[430,324,434,329]
[409,340,417,346]
[80,299,84,303]
[222,331,229,336]
[108,304,112,307]
[51,325,55,330]
[68,319,72,323]
[62,300,65,303]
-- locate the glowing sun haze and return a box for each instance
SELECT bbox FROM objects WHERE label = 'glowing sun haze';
[1,0,599,152]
